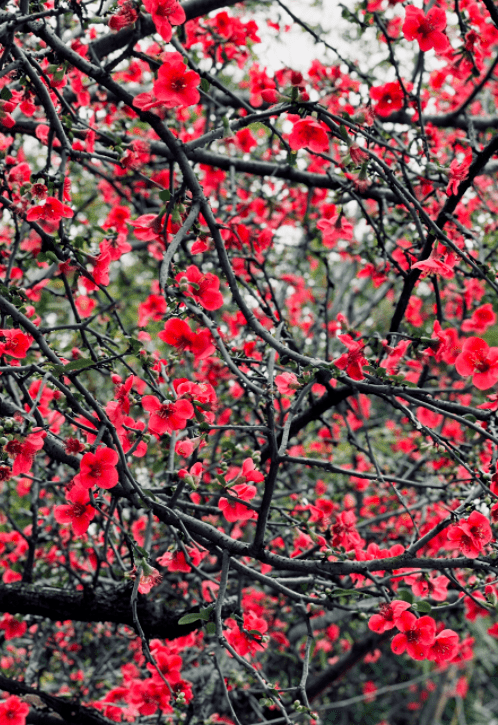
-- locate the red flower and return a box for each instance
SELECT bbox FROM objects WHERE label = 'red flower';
[330,510,362,549]
[141,395,195,435]
[274,372,299,395]
[368,600,411,634]
[225,612,268,656]
[288,118,329,153]
[446,154,471,196]
[4,429,46,475]
[411,247,456,279]
[461,303,496,334]
[157,546,203,573]
[348,142,369,166]
[75,295,96,319]
[424,320,460,364]
[427,629,459,664]
[138,293,168,328]
[402,6,449,53]
[219,483,257,522]
[391,612,436,660]
[79,446,119,489]
[26,195,73,223]
[317,214,354,248]
[0,613,27,640]
[108,0,138,31]
[455,337,498,390]
[147,651,183,684]
[130,213,165,241]
[152,52,200,108]
[0,696,29,725]
[447,511,493,558]
[54,485,96,536]
[176,265,224,310]
[129,678,171,716]
[370,82,404,117]
[132,563,162,595]
[158,318,215,359]
[0,329,32,359]
[143,0,185,42]
[333,334,368,380]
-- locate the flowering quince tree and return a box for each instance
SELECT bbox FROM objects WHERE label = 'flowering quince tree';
[3,1,498,725]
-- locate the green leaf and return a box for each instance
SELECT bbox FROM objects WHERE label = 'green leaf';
[0,87,12,101]
[339,124,350,143]
[178,612,203,625]
[199,606,213,621]
[49,358,94,375]
[134,546,149,558]
[200,78,210,93]
[127,338,142,354]
[178,606,212,626]
[205,621,216,635]
[396,589,414,604]
[159,190,171,202]
[414,601,432,613]
[329,589,360,597]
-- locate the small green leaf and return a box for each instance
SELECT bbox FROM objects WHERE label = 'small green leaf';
[50,358,94,375]
[159,190,171,202]
[397,589,414,604]
[127,338,142,354]
[205,621,216,635]
[339,124,350,143]
[134,546,149,558]
[178,612,202,625]
[415,601,432,613]
[199,606,213,621]
[200,77,210,93]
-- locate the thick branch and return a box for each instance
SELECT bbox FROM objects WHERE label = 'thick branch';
[0,582,235,640]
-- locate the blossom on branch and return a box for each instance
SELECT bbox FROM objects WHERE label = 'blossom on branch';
[368,600,411,633]
[219,483,257,522]
[152,52,200,108]
[455,337,498,390]
[370,81,405,117]
[26,196,74,223]
[402,6,450,52]
[141,395,195,436]
[79,447,119,489]
[158,318,215,359]
[0,696,29,725]
[333,335,368,380]
[142,0,185,42]
[4,429,46,475]
[391,612,436,660]
[54,485,96,536]
[447,511,493,558]
[288,118,329,153]
[176,265,224,310]
[0,329,32,359]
